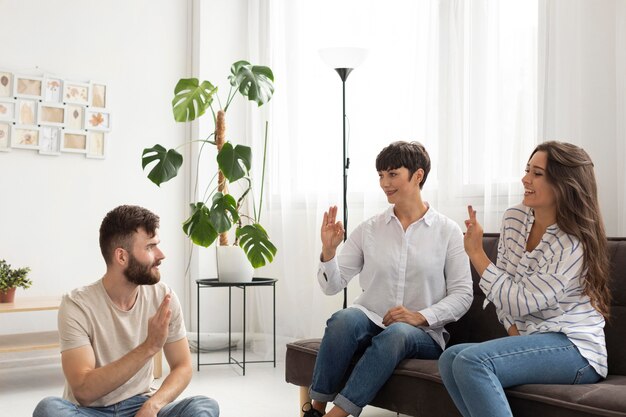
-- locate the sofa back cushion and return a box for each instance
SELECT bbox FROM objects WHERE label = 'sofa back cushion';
[446,234,626,377]
[605,237,626,375]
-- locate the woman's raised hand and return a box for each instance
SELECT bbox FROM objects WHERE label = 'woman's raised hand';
[320,206,345,261]
[464,205,484,257]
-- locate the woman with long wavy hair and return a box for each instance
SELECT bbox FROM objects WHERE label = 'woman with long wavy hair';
[438,141,611,417]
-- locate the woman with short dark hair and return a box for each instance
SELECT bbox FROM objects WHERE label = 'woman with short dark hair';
[304,141,473,417]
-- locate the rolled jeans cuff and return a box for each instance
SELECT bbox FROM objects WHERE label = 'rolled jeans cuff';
[334,393,362,417]
[309,388,336,403]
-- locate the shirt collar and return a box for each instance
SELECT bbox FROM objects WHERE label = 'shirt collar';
[385,203,435,227]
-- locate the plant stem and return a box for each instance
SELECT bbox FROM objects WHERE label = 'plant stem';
[173,136,215,151]
[202,173,220,203]
[257,121,269,223]
[224,86,236,111]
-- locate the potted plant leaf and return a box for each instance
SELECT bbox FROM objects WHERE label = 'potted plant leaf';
[0,259,32,303]
[142,60,277,282]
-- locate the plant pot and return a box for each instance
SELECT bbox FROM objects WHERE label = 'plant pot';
[217,245,254,283]
[0,287,16,303]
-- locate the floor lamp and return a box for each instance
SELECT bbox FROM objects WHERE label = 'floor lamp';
[319,47,368,308]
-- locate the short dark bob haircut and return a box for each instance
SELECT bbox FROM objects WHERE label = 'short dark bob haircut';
[375,141,431,189]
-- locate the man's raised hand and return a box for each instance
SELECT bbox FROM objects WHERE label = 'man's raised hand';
[145,294,171,355]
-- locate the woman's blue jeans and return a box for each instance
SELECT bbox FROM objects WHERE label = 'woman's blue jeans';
[310,307,442,417]
[32,394,219,417]
[438,332,601,417]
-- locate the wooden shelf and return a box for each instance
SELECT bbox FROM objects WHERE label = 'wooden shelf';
[0,297,61,355]
[0,330,59,353]
[0,296,61,313]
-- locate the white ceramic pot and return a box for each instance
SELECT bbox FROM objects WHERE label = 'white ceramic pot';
[217,245,254,283]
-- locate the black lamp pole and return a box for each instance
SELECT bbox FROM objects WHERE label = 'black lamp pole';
[335,67,353,309]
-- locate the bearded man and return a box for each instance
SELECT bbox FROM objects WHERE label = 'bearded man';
[33,205,219,417]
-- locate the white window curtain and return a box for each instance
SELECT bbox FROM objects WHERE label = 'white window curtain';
[241,0,539,343]
[538,0,626,236]
[194,0,626,349]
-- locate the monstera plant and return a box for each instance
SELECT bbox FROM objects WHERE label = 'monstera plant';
[142,60,277,269]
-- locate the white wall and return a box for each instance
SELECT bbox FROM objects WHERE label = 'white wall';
[0,0,191,334]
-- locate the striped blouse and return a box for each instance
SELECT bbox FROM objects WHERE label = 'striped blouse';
[480,204,608,377]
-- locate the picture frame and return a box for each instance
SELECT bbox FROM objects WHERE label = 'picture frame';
[37,102,65,126]
[0,70,111,158]
[0,71,13,98]
[39,126,62,155]
[42,76,63,103]
[0,121,11,151]
[86,131,106,159]
[64,104,85,130]
[84,107,111,131]
[90,81,107,108]
[16,99,38,125]
[61,129,87,153]
[63,81,90,105]
[13,74,43,99]
[11,125,40,149]
[0,98,16,121]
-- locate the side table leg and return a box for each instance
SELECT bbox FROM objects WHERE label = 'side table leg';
[228,286,232,364]
[197,282,200,371]
[273,282,276,367]
[243,286,247,375]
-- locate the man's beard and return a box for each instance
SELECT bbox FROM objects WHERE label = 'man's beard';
[124,252,160,286]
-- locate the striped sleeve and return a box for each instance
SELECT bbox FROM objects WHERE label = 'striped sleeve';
[480,234,584,317]
[493,215,515,329]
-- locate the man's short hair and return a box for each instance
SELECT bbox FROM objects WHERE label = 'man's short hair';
[375,141,431,188]
[99,205,160,265]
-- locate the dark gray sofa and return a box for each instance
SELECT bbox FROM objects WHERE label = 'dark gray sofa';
[285,234,626,416]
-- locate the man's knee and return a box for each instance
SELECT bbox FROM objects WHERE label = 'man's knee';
[180,395,220,417]
[33,396,73,417]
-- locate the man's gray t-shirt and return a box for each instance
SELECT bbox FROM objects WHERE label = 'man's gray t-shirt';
[58,279,186,407]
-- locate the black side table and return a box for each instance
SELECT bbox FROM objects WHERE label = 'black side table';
[195,277,277,375]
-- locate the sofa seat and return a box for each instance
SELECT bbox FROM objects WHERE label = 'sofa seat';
[286,339,626,417]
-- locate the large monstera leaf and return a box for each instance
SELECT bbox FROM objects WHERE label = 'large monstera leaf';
[142,145,183,186]
[228,60,274,106]
[208,192,239,233]
[172,78,217,122]
[236,223,277,268]
[182,203,218,247]
[217,142,252,183]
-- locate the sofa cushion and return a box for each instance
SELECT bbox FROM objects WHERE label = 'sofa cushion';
[606,239,626,376]
[506,376,626,417]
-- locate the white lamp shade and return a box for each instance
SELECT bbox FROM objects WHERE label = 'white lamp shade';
[319,47,369,69]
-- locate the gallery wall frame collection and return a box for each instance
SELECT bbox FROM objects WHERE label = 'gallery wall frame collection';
[0,70,110,159]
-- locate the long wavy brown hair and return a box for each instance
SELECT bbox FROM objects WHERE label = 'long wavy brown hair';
[531,141,611,319]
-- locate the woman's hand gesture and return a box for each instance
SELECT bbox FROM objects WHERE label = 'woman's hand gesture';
[320,206,345,261]
[464,205,492,276]
[464,205,484,257]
